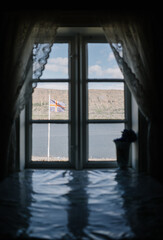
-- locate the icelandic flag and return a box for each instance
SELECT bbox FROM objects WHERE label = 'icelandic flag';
[50,99,65,112]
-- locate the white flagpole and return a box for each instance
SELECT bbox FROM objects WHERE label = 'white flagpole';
[47,94,50,160]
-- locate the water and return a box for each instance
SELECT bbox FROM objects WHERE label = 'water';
[32,124,124,160]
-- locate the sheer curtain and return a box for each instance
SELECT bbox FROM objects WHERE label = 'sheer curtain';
[103,20,160,177]
[1,12,161,180]
[103,21,154,120]
[0,12,58,179]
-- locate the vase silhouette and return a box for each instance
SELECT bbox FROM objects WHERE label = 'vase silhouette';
[114,141,131,169]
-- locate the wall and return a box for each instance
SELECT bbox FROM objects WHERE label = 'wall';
[19,109,26,171]
[131,95,139,171]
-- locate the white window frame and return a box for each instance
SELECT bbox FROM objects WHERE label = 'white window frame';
[26,37,74,169]
[80,36,131,168]
[25,30,131,169]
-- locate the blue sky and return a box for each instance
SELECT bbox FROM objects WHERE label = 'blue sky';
[88,43,122,79]
[39,43,123,89]
[41,44,68,79]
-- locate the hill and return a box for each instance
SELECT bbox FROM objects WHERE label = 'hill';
[32,88,124,120]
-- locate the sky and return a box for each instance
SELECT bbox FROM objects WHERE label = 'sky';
[38,43,123,90]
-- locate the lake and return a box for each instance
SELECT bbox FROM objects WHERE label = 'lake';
[32,123,124,161]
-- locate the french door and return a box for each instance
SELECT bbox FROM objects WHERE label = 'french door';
[27,35,129,169]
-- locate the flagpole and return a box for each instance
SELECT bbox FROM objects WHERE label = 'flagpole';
[47,94,50,160]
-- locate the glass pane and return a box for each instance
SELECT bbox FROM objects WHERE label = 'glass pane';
[88,123,124,161]
[88,82,125,120]
[32,124,68,161]
[40,43,69,79]
[88,43,123,79]
[32,82,69,120]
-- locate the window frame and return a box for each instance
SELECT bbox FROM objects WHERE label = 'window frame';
[25,32,131,169]
[26,37,75,169]
[81,36,131,168]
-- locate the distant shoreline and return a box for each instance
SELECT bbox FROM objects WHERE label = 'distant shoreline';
[31,156,116,162]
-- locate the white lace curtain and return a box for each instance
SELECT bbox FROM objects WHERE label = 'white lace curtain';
[1,14,160,180]
[1,13,58,179]
[103,22,155,121]
[103,21,161,177]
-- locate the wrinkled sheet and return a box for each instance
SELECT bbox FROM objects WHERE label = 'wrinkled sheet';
[0,168,163,240]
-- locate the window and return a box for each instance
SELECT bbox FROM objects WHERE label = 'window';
[83,40,128,167]
[26,30,130,169]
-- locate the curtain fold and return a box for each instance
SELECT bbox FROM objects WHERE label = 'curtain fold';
[33,43,53,79]
[1,12,161,181]
[103,21,155,121]
[103,20,161,178]
[0,12,58,179]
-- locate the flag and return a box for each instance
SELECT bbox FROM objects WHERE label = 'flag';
[50,99,65,112]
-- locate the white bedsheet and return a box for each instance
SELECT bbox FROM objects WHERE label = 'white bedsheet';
[0,168,163,239]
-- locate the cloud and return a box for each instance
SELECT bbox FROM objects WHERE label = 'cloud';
[43,57,123,78]
[48,57,68,66]
[104,68,123,78]
[89,64,123,78]
[45,57,68,74]
[107,52,115,62]
[89,65,103,76]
